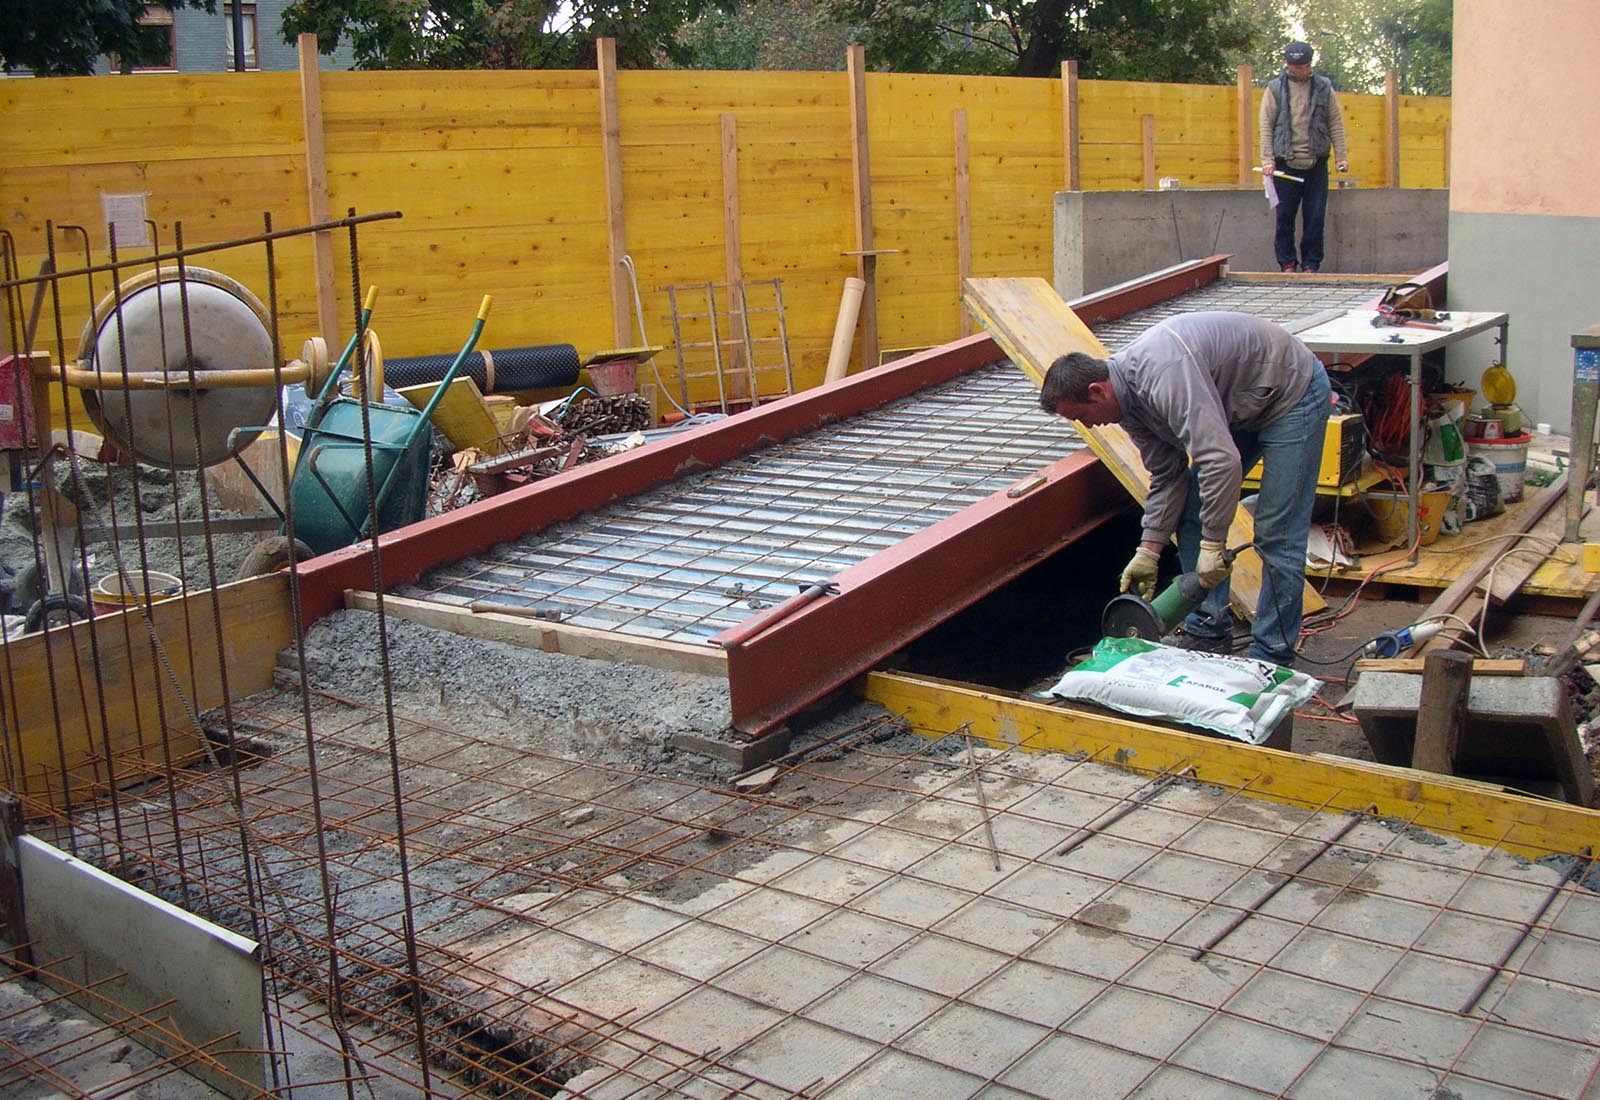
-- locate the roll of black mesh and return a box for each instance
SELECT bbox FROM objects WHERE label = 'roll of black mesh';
[383,344,580,393]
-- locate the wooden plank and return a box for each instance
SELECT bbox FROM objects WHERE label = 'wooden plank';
[3,575,292,812]
[1411,651,1472,774]
[348,591,727,676]
[953,108,972,337]
[1417,475,1569,655]
[1141,113,1157,189]
[597,37,632,349]
[1061,60,1080,191]
[1235,64,1254,183]
[846,46,880,372]
[1355,657,1527,676]
[297,33,340,354]
[1385,69,1401,187]
[961,275,1324,619]
[862,670,1600,861]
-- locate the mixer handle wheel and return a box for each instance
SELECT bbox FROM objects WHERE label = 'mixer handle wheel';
[301,337,331,391]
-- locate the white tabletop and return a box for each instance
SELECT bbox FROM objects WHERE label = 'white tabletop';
[1295,309,1508,356]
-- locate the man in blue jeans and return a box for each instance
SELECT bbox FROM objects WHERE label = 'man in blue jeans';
[1260,41,1348,273]
[1039,312,1331,666]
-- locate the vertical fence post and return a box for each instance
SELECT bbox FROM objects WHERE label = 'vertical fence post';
[598,38,632,349]
[1060,60,1080,191]
[954,108,971,336]
[846,45,879,371]
[1385,69,1401,188]
[1236,64,1255,184]
[296,33,338,351]
[1141,114,1157,189]
[721,113,748,399]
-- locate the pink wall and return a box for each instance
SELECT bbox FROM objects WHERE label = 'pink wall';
[1452,0,1600,217]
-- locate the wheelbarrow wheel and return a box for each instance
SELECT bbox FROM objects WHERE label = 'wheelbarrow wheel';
[24,593,93,634]
[10,560,86,614]
[237,536,314,579]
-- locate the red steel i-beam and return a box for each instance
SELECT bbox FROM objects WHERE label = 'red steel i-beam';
[716,451,1129,736]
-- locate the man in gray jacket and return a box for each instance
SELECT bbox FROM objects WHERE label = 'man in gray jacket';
[1260,41,1348,273]
[1039,312,1331,665]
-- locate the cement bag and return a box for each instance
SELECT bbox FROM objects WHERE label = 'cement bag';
[1046,637,1321,745]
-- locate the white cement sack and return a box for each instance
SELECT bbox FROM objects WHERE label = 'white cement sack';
[1046,637,1321,745]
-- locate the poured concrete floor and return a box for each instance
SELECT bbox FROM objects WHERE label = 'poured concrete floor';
[62,616,1595,1100]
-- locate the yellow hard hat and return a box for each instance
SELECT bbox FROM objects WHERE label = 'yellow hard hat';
[1480,363,1516,405]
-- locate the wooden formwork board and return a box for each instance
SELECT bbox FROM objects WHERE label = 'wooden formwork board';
[1,574,293,813]
[863,670,1600,861]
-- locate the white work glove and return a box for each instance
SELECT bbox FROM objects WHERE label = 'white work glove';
[1196,539,1232,589]
[1119,547,1161,600]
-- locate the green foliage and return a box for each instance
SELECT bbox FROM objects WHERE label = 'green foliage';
[821,0,1262,81]
[282,0,737,70]
[1290,0,1451,95]
[676,0,861,71]
[0,0,216,76]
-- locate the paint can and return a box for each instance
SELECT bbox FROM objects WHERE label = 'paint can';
[1364,490,1451,547]
[93,570,182,616]
[1466,431,1530,504]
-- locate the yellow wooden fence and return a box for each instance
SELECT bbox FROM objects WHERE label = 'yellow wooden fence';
[1,41,1450,410]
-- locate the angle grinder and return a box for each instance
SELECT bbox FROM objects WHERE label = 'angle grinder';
[1100,545,1242,641]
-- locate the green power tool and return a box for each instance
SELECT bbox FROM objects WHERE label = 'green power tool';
[1100,546,1242,641]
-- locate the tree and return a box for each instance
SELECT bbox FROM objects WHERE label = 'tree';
[1291,0,1451,95]
[822,0,1263,82]
[283,0,738,70]
[0,0,216,76]
[676,0,861,71]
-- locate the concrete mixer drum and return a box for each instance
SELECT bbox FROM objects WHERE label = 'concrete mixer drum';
[77,267,278,468]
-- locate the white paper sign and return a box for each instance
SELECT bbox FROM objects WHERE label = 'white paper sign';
[100,192,150,248]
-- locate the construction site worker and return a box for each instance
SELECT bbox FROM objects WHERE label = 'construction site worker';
[1260,41,1349,273]
[1038,312,1331,666]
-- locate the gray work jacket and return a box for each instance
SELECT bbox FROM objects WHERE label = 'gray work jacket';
[1105,312,1317,545]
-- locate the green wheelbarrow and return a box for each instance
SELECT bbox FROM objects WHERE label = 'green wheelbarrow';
[230,291,494,565]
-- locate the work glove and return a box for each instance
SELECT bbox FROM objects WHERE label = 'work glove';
[1119,547,1161,600]
[1196,539,1232,589]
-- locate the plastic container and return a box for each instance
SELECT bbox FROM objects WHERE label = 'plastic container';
[1364,489,1452,547]
[93,570,182,616]
[1466,431,1530,503]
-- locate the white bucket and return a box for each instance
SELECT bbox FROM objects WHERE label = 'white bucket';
[1466,431,1530,503]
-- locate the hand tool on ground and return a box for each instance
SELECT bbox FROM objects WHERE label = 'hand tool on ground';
[1101,545,1244,641]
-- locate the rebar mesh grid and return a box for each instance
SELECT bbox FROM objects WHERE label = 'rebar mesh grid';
[406,279,1392,643]
[24,684,1600,1100]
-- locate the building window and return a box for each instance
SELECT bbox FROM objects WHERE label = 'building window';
[131,6,177,71]
[224,4,259,70]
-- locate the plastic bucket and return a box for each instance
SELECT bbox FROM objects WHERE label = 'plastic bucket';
[1365,490,1451,547]
[587,358,637,397]
[1466,431,1529,503]
[93,570,182,615]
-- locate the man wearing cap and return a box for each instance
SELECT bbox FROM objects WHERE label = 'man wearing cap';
[1260,42,1349,273]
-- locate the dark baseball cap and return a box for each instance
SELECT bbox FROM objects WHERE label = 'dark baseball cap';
[1285,42,1314,64]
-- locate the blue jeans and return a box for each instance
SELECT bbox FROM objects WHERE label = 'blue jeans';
[1273,157,1330,270]
[1176,365,1331,665]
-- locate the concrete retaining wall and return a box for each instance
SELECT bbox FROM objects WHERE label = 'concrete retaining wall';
[1054,188,1449,299]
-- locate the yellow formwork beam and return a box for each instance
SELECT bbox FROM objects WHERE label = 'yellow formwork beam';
[862,669,1600,861]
